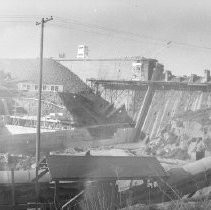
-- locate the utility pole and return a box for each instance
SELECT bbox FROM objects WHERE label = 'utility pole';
[35,16,53,208]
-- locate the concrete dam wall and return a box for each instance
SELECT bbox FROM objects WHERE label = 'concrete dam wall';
[142,88,211,139]
[95,81,211,140]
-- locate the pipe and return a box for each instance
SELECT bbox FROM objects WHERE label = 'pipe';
[61,190,84,209]
[120,157,211,207]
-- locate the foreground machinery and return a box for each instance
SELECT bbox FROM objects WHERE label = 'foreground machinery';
[0,155,211,209]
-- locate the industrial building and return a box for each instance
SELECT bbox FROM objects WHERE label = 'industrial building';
[0,58,131,133]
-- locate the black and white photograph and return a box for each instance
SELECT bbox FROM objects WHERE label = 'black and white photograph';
[0,0,211,209]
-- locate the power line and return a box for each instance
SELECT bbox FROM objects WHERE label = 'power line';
[174,41,211,51]
[1,15,211,51]
[0,20,33,23]
[54,16,165,44]
[53,16,211,52]
[0,15,42,19]
[49,21,162,47]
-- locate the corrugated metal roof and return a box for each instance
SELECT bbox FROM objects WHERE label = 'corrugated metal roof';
[47,155,166,181]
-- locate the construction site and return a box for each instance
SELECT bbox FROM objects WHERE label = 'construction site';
[0,53,211,209]
[1,1,211,209]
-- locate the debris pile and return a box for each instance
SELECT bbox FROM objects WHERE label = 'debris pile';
[144,132,190,160]
[144,109,211,160]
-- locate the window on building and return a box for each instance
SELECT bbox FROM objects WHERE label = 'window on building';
[27,85,30,90]
[43,85,46,91]
[35,85,38,90]
[141,69,145,77]
[46,85,51,91]
[51,86,54,91]
[55,86,59,92]
[136,66,141,71]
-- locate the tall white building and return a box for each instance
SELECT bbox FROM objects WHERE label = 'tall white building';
[132,61,143,81]
[77,45,88,59]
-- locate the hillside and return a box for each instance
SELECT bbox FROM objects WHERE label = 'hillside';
[0,58,89,93]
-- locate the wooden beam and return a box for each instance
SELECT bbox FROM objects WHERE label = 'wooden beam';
[11,169,15,208]
[61,190,84,209]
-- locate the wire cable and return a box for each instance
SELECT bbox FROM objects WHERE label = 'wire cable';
[1,15,211,52]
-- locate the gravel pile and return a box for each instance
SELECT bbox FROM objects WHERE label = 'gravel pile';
[144,132,190,160]
[143,107,211,160]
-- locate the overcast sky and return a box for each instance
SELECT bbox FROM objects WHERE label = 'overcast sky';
[1,0,211,76]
